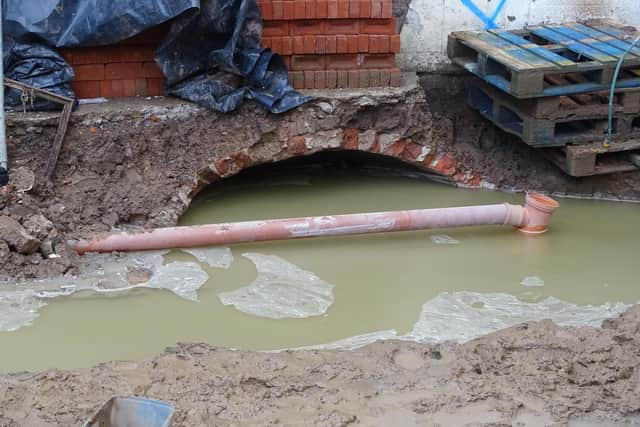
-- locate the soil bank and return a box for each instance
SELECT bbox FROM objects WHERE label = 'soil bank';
[1,306,639,426]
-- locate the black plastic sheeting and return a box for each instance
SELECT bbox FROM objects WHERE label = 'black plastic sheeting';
[3,0,310,113]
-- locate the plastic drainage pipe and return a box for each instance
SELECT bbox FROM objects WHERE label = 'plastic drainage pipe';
[70,193,559,254]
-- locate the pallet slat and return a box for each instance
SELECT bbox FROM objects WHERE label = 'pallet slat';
[489,30,575,67]
[529,26,618,63]
[569,23,640,57]
[452,31,558,71]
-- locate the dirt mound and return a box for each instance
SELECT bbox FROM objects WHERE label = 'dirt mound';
[1,306,638,425]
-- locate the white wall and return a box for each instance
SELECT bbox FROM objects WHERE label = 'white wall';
[398,0,615,71]
[611,0,640,28]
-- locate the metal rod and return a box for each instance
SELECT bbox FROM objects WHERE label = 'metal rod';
[0,5,8,187]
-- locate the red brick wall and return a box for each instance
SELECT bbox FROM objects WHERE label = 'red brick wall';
[260,0,401,89]
[60,2,401,99]
[59,26,168,99]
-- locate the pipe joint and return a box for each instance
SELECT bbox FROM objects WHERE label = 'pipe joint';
[518,193,560,235]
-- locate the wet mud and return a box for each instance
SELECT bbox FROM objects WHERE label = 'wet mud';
[1,305,639,426]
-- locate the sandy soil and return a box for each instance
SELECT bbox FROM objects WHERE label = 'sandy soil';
[1,305,639,426]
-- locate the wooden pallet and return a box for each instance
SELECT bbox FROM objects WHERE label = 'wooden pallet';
[448,20,640,98]
[469,77,640,120]
[543,140,640,176]
[467,82,640,146]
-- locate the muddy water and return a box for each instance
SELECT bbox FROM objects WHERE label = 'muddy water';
[1,171,639,372]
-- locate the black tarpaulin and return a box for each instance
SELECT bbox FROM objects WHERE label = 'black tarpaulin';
[3,0,310,113]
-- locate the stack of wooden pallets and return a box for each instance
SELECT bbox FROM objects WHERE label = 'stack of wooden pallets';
[448,20,640,177]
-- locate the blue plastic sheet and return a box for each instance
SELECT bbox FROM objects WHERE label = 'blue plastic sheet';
[3,0,310,113]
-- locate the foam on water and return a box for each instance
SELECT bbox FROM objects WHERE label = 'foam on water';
[0,252,209,331]
[288,291,630,350]
[181,247,234,269]
[405,292,630,343]
[430,234,460,245]
[218,253,334,319]
[520,276,545,287]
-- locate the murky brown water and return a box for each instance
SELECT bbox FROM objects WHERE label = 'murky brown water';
[1,167,638,372]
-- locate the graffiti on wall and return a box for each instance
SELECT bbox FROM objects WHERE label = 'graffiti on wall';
[459,0,507,30]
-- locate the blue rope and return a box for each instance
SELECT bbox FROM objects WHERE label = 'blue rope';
[606,35,640,147]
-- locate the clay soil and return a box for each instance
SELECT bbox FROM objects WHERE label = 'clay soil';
[1,306,639,426]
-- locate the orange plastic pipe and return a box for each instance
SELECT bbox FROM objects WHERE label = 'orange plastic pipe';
[70,193,559,254]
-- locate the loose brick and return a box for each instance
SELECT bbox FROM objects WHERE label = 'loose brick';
[385,139,405,156]
[369,69,380,87]
[74,64,105,81]
[272,1,284,19]
[370,0,382,18]
[287,135,307,154]
[281,55,291,69]
[359,18,395,34]
[324,19,359,34]
[358,70,370,87]
[294,0,306,19]
[337,0,349,18]
[304,70,315,89]
[382,0,392,18]
[336,35,348,53]
[317,0,328,18]
[147,78,165,96]
[99,80,113,98]
[111,80,125,98]
[123,79,136,97]
[349,0,360,17]
[361,54,395,69]
[142,62,163,78]
[284,1,295,19]
[135,78,148,96]
[291,71,305,89]
[326,70,337,88]
[271,37,282,54]
[342,128,359,149]
[282,37,293,55]
[303,35,315,54]
[378,35,390,53]
[326,54,359,69]
[291,55,326,70]
[360,0,371,17]
[315,70,327,89]
[72,81,100,99]
[305,0,315,18]
[328,0,338,17]
[379,69,390,86]
[261,1,273,18]
[347,35,359,53]
[390,68,401,87]
[369,35,379,53]
[358,34,369,52]
[337,70,349,88]
[291,20,324,35]
[293,36,305,54]
[326,35,337,54]
[316,36,326,54]
[64,48,97,65]
[348,70,359,88]
[263,21,289,37]
[390,34,401,53]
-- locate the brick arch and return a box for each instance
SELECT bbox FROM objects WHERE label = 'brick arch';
[186,129,481,202]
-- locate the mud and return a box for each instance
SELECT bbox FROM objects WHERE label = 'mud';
[1,305,638,426]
